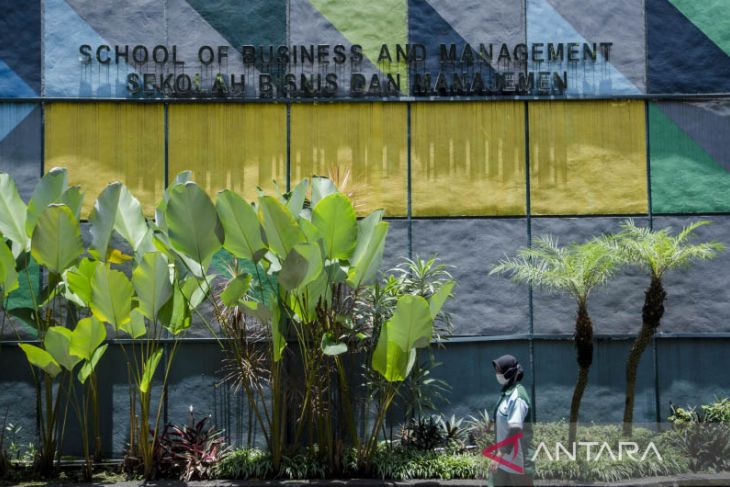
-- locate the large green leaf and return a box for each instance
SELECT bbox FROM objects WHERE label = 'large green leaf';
[89,183,146,259]
[30,205,83,274]
[278,243,323,292]
[165,182,222,265]
[26,168,68,236]
[258,196,305,258]
[90,263,133,328]
[88,184,117,260]
[60,186,84,221]
[312,193,357,260]
[321,332,347,356]
[346,220,388,289]
[216,190,266,261]
[19,343,61,378]
[371,324,416,382]
[311,177,337,208]
[70,316,107,361]
[159,282,191,335]
[45,326,82,372]
[387,295,433,351]
[221,273,252,307]
[140,348,163,394]
[0,241,18,294]
[132,252,172,320]
[0,174,29,252]
[114,185,148,251]
[78,344,108,384]
[181,274,211,310]
[429,281,455,319]
[120,308,146,339]
[286,179,309,215]
[64,258,97,305]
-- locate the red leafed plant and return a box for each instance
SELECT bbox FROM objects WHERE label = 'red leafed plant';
[157,408,230,481]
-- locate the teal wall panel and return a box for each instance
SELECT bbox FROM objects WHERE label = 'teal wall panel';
[650,101,730,214]
[534,340,656,423]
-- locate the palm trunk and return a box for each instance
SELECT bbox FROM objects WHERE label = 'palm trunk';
[623,276,665,437]
[568,302,593,446]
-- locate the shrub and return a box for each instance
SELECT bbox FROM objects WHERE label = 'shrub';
[156,412,229,480]
[662,397,730,472]
[532,421,689,482]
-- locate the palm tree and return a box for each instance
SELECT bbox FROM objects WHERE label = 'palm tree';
[491,235,617,445]
[613,220,724,437]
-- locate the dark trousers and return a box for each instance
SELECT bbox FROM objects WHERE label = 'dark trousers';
[492,467,533,487]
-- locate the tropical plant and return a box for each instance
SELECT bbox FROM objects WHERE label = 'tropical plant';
[464,409,493,449]
[201,177,455,472]
[157,408,229,480]
[0,169,456,479]
[491,236,617,445]
[356,256,455,455]
[612,220,724,437]
[437,414,467,451]
[83,174,212,479]
[399,416,443,451]
[664,400,730,472]
[0,168,91,476]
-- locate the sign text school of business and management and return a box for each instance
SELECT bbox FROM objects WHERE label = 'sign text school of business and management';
[78,41,615,98]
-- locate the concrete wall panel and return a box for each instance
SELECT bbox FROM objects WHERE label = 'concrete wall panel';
[653,215,730,333]
[530,217,650,335]
[412,218,530,336]
[0,104,41,201]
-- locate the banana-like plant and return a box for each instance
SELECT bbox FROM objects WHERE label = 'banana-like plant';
[193,177,455,471]
[1,169,455,478]
[0,168,87,476]
[81,175,210,479]
[20,317,108,480]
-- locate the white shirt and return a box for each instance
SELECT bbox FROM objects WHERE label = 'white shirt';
[495,386,529,473]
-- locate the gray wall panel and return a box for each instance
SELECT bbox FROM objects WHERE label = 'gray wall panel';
[653,216,730,333]
[413,218,530,336]
[530,217,650,334]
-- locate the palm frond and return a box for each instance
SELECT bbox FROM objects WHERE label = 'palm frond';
[615,219,724,278]
[491,233,618,301]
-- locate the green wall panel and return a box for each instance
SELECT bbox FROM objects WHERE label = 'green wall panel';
[650,102,730,214]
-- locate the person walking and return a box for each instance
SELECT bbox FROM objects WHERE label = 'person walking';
[488,354,534,487]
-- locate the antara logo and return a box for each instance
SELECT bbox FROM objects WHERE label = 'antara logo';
[531,441,663,462]
[482,433,664,471]
[482,431,525,473]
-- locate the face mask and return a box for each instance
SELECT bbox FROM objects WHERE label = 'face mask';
[496,373,508,385]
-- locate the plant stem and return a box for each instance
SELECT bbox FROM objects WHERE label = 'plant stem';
[623,276,665,437]
[568,302,593,446]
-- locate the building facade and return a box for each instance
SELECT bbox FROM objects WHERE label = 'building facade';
[1,0,729,455]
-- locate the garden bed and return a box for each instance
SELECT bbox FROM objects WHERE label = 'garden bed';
[6,473,730,487]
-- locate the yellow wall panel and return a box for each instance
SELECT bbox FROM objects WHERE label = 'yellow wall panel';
[290,103,407,216]
[168,104,286,202]
[529,100,647,215]
[411,102,526,216]
[45,103,164,216]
